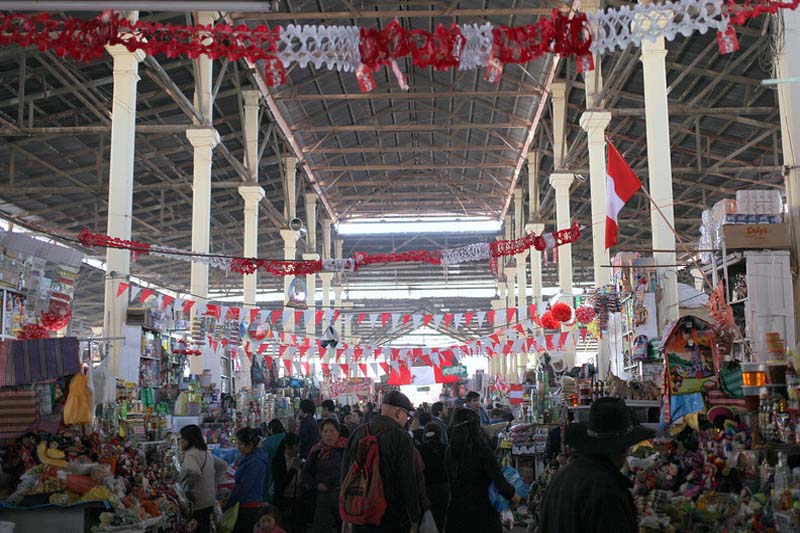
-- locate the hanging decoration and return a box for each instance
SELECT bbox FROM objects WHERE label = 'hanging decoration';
[574,305,597,325]
[285,277,307,309]
[76,223,581,276]
[540,311,561,331]
[39,308,72,332]
[16,323,51,340]
[550,301,574,324]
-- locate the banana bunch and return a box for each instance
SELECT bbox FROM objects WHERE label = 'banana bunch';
[37,442,68,468]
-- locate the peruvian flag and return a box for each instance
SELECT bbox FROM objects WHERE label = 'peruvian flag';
[508,384,525,405]
[605,140,641,249]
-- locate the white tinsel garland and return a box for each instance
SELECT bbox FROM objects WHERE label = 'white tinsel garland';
[441,242,491,265]
[458,23,494,71]
[276,24,361,72]
[589,0,728,55]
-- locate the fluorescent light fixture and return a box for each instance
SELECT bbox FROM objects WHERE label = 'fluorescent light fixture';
[336,216,502,235]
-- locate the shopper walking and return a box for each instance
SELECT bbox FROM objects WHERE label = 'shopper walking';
[416,422,449,532]
[430,402,449,445]
[261,419,287,503]
[444,408,520,533]
[303,418,346,533]
[177,425,228,533]
[320,399,339,422]
[226,427,269,533]
[341,390,420,533]
[299,398,320,459]
[465,391,491,425]
[538,397,655,533]
[272,433,307,533]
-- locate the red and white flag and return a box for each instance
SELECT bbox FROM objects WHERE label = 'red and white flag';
[508,384,525,405]
[606,141,642,249]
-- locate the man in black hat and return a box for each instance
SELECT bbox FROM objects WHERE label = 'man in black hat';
[341,390,420,533]
[538,397,655,533]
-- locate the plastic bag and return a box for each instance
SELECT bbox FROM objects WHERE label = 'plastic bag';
[218,502,239,533]
[488,465,530,512]
[500,509,514,529]
[419,510,438,533]
[64,372,93,424]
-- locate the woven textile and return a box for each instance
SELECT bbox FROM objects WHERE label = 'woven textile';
[0,388,37,438]
[11,337,80,385]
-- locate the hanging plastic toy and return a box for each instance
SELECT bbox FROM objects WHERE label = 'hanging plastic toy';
[320,325,340,349]
[286,277,307,309]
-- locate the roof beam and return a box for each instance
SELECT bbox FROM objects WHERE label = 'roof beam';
[275,91,540,101]
[293,123,525,133]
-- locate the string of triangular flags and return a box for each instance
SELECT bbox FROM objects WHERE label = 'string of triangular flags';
[114,282,591,338]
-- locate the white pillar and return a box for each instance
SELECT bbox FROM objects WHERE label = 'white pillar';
[550,173,576,368]
[343,301,355,377]
[303,193,318,337]
[239,186,265,307]
[514,188,527,319]
[641,37,680,329]
[333,284,344,336]
[187,128,220,301]
[280,229,298,331]
[551,82,568,169]
[527,223,545,310]
[776,10,800,341]
[102,36,145,378]
[305,193,318,252]
[580,111,612,375]
[319,218,333,327]
[491,298,503,378]
[284,156,298,221]
[242,90,260,179]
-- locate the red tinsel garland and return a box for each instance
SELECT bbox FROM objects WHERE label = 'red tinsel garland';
[550,302,573,323]
[541,311,561,331]
[77,228,151,253]
[726,0,800,25]
[0,12,283,82]
[354,250,442,268]
[490,222,581,258]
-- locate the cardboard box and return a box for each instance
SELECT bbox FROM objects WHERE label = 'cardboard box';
[722,223,791,250]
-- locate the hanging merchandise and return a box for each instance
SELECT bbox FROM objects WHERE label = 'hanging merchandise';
[286,277,308,309]
[320,325,340,349]
[540,312,561,331]
[575,305,596,325]
[63,371,93,425]
[550,302,574,324]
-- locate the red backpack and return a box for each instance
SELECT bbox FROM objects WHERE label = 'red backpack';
[339,425,389,525]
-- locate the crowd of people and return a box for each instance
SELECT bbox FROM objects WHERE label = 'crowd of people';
[176,390,523,533]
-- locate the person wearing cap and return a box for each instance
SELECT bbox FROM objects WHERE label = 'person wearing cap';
[538,397,656,533]
[341,390,420,533]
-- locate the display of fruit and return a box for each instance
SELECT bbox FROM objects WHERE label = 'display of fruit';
[37,442,67,468]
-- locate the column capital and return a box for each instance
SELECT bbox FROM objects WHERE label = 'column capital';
[280,228,299,244]
[105,44,146,63]
[579,110,612,134]
[504,266,516,279]
[238,185,265,205]
[490,299,503,310]
[319,272,334,282]
[302,252,320,261]
[242,89,261,107]
[514,187,525,199]
[550,81,567,101]
[186,127,220,149]
[526,222,545,234]
[549,172,574,190]
[640,37,668,59]
[304,191,318,205]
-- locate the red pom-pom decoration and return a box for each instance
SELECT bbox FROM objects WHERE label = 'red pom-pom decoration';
[575,305,596,325]
[550,302,573,323]
[16,323,51,340]
[541,311,561,330]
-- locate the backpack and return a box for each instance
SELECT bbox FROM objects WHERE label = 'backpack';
[339,424,389,525]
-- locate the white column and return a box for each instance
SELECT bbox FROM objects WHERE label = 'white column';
[776,10,800,341]
[551,82,568,169]
[102,37,145,378]
[527,223,545,310]
[333,284,344,339]
[490,298,503,378]
[514,188,527,318]
[343,301,355,377]
[242,90,260,179]
[187,128,220,301]
[239,186,265,307]
[303,193,318,338]
[284,156,298,220]
[641,37,680,328]
[319,218,333,327]
[280,229,298,331]
[550,173,576,368]
[504,265,517,382]
[580,111,612,375]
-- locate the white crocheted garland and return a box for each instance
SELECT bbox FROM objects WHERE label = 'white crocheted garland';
[322,258,356,272]
[149,245,233,271]
[458,23,494,71]
[276,24,361,72]
[590,0,729,55]
[441,242,492,265]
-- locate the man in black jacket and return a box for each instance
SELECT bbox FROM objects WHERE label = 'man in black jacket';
[341,390,420,533]
[538,397,655,533]
[298,398,320,459]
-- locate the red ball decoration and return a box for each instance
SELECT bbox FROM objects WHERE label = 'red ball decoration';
[575,305,596,325]
[550,302,574,323]
[541,311,561,330]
